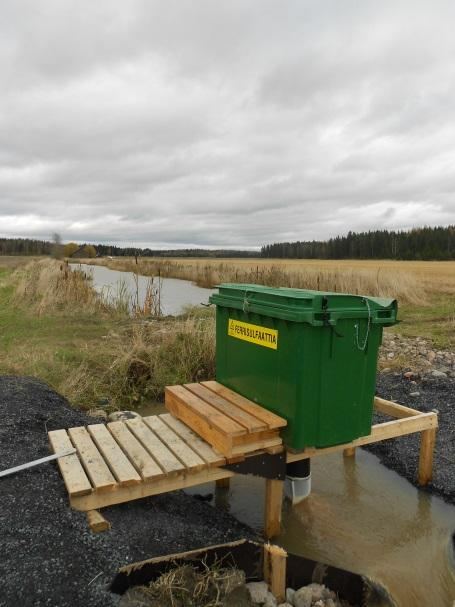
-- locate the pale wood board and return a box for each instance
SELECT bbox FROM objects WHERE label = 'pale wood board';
[159,413,225,466]
[48,429,92,497]
[184,383,267,433]
[374,396,421,418]
[166,388,232,456]
[287,411,438,463]
[143,415,206,471]
[70,467,235,512]
[87,424,141,486]
[125,417,185,475]
[166,385,246,436]
[201,381,287,430]
[107,421,164,480]
[263,544,287,603]
[68,426,116,492]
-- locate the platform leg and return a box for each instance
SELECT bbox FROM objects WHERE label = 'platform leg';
[418,428,436,486]
[86,510,111,533]
[263,543,287,603]
[343,447,356,458]
[216,478,231,489]
[264,479,283,539]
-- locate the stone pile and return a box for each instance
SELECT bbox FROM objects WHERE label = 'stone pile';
[246,581,350,607]
[379,333,455,378]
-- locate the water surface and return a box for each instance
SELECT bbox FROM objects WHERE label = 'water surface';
[71,263,215,315]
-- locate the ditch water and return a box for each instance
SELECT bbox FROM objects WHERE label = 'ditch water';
[70,263,215,315]
[138,401,455,606]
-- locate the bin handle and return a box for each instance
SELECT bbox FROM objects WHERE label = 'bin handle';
[355,297,371,351]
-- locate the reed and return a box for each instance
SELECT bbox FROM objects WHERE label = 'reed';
[84,257,427,305]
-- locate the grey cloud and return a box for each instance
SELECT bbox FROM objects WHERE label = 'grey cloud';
[1,1,455,248]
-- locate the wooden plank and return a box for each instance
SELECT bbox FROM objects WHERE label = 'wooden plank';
[159,413,225,467]
[48,430,92,497]
[86,510,111,533]
[166,387,233,456]
[125,417,185,475]
[263,544,287,603]
[374,396,420,419]
[231,436,283,457]
[87,424,141,486]
[216,478,230,489]
[166,385,246,436]
[143,416,206,471]
[107,421,164,480]
[67,426,116,492]
[287,412,438,463]
[70,468,235,512]
[202,381,286,430]
[185,383,267,433]
[418,427,436,486]
[264,479,283,539]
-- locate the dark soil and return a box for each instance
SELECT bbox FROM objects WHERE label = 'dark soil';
[369,372,455,505]
[0,377,257,607]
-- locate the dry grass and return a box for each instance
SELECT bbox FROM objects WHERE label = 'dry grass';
[126,562,247,607]
[12,259,111,315]
[83,257,432,305]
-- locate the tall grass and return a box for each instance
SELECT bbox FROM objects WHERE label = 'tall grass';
[6,259,215,409]
[85,257,426,305]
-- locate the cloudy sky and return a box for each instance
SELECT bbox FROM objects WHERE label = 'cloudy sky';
[1,1,455,249]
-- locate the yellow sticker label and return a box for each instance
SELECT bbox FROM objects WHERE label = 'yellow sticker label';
[228,318,278,350]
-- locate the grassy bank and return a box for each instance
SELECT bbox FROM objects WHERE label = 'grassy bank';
[0,259,215,411]
[82,256,455,348]
[0,255,453,414]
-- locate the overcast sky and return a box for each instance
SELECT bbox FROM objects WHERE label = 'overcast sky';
[1,1,455,249]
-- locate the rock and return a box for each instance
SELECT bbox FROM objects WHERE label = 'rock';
[409,391,420,397]
[293,587,312,607]
[108,410,141,422]
[387,352,395,360]
[382,367,392,373]
[278,604,293,607]
[428,351,436,362]
[403,371,418,380]
[246,581,269,604]
[264,591,278,607]
[431,370,447,378]
[286,587,295,604]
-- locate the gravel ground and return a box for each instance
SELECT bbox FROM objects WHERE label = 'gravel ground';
[369,371,455,505]
[0,377,256,607]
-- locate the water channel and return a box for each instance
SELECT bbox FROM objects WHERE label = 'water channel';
[70,263,215,315]
[77,263,455,606]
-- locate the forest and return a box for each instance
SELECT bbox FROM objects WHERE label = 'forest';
[261,226,455,260]
[1,225,454,260]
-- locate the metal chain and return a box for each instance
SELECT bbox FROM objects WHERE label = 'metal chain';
[355,298,371,351]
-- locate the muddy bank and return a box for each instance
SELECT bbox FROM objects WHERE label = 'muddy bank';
[0,377,256,607]
[369,372,455,505]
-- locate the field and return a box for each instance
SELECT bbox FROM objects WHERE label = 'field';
[0,255,453,412]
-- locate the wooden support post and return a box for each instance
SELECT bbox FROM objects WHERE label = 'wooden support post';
[86,510,111,533]
[418,428,436,486]
[216,477,231,489]
[264,479,284,539]
[343,447,356,458]
[263,543,287,603]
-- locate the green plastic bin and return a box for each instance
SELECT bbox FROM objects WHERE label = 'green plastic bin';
[209,283,398,449]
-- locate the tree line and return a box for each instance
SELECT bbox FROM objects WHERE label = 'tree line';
[261,226,455,260]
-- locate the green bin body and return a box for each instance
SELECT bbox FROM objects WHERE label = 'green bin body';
[209,284,398,449]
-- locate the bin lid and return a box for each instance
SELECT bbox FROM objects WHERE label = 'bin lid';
[209,283,398,326]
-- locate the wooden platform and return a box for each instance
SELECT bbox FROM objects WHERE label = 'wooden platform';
[165,381,287,457]
[48,413,236,513]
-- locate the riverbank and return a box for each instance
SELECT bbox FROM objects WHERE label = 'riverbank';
[0,376,257,607]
